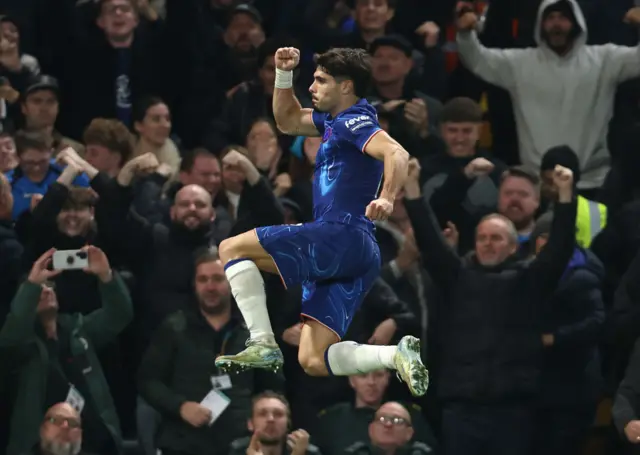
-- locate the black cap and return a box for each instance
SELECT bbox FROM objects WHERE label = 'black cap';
[230,4,262,24]
[370,35,413,58]
[24,75,60,98]
[540,145,581,183]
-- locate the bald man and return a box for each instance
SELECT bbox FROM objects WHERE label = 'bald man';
[169,184,215,231]
[38,402,84,455]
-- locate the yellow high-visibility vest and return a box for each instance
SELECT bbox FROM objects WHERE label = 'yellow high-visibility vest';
[575,195,607,248]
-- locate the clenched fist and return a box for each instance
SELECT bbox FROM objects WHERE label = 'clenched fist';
[552,165,573,190]
[456,2,478,31]
[464,157,494,179]
[365,197,393,221]
[275,47,300,71]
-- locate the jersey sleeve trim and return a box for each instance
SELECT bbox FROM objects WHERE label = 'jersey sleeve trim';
[360,128,383,154]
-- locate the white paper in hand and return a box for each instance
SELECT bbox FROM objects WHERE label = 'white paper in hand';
[200,389,231,426]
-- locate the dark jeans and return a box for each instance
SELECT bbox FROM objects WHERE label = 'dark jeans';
[442,402,534,455]
[533,407,595,455]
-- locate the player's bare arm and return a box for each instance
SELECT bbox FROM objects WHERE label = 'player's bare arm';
[363,131,410,221]
[272,47,320,137]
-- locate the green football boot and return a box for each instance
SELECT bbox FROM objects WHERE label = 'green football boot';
[215,338,284,373]
[394,335,429,397]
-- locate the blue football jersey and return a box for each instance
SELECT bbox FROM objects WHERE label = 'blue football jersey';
[310,98,384,231]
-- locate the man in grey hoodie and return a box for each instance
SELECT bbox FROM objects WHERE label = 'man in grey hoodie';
[456,0,640,191]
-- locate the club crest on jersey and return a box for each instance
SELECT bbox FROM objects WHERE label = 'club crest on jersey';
[322,127,332,142]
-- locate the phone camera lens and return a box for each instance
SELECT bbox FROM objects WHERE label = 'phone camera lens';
[76,251,88,260]
[66,255,75,265]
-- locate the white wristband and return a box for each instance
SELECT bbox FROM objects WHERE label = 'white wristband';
[274,68,293,89]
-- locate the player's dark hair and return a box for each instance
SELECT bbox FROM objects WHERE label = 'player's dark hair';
[180,147,219,173]
[440,97,483,124]
[14,130,50,156]
[501,165,540,188]
[315,48,372,99]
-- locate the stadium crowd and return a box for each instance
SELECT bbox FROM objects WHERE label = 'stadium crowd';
[2,0,640,454]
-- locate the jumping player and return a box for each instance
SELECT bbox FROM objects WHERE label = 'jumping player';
[215,47,429,396]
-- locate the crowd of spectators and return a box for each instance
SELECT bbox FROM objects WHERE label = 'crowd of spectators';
[3,0,640,455]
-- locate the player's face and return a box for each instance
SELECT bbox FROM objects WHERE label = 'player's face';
[475,218,517,266]
[309,69,341,113]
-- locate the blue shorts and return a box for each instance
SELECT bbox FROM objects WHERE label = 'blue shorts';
[255,222,381,338]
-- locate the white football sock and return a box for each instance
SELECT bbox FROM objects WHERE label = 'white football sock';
[225,260,275,344]
[326,341,397,375]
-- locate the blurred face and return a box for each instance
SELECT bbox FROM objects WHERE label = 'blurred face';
[85,144,122,177]
[1,21,19,44]
[37,286,58,319]
[542,11,573,52]
[372,46,412,85]
[22,90,59,130]
[540,169,557,201]
[170,185,214,230]
[136,103,171,147]
[249,398,289,445]
[247,121,278,163]
[57,207,93,237]
[498,176,539,228]
[195,260,231,314]
[0,135,17,172]
[181,155,222,196]
[441,122,480,157]
[355,0,393,32]
[40,405,82,455]
[225,13,261,52]
[475,218,517,266]
[309,68,345,113]
[259,55,276,96]
[368,403,413,449]
[97,0,138,43]
[349,370,390,407]
[19,147,52,182]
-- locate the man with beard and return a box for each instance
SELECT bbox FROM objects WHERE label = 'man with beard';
[229,392,319,455]
[137,250,283,455]
[456,0,640,193]
[23,402,88,455]
[0,247,132,455]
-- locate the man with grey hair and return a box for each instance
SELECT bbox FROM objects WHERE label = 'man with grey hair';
[402,157,577,455]
[29,402,85,455]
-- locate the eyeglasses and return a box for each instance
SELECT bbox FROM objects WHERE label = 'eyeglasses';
[45,416,81,429]
[376,415,411,427]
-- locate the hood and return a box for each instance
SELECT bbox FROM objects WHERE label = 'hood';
[534,0,587,51]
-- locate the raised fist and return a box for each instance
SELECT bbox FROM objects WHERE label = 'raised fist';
[130,152,160,175]
[222,149,249,167]
[456,2,478,31]
[552,165,574,190]
[464,157,494,179]
[275,47,300,71]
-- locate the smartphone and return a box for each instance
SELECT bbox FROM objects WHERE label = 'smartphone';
[52,250,89,271]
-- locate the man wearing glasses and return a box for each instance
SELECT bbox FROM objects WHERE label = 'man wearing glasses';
[32,402,86,455]
[345,402,435,455]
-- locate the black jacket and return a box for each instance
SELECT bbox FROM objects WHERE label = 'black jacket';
[137,309,284,455]
[613,336,640,435]
[538,248,605,407]
[0,220,22,319]
[404,196,577,403]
